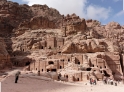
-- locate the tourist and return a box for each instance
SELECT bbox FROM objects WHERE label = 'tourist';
[58,73,61,80]
[110,79,113,85]
[94,79,97,85]
[103,77,107,84]
[15,71,21,83]
[90,78,92,85]
[104,79,107,84]
[107,78,110,84]
[117,80,120,84]
[115,81,117,86]
[38,70,40,76]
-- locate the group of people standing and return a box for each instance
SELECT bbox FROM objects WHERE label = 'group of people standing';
[90,78,97,85]
[103,77,118,86]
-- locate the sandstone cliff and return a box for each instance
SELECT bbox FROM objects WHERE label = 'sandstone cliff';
[0,0,124,81]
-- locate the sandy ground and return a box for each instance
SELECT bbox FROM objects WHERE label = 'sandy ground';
[1,71,124,92]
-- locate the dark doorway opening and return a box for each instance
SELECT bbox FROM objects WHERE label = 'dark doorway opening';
[25,61,30,66]
[103,70,110,77]
[60,66,62,69]
[86,68,92,71]
[112,72,115,75]
[77,78,79,81]
[66,75,68,78]
[47,69,50,72]
[14,62,17,66]
[49,46,51,49]
[41,46,44,49]
[75,61,80,65]
[78,62,80,65]
[58,51,61,54]
[51,69,56,72]
[48,61,54,65]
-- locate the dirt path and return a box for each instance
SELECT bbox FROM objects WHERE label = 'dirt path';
[1,74,124,92]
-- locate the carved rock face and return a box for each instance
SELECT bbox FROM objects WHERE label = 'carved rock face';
[0,0,62,37]
[61,39,114,53]
[0,37,11,69]
[61,14,87,36]
[0,0,124,80]
[19,16,56,30]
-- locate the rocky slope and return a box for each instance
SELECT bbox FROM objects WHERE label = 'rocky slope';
[0,0,62,36]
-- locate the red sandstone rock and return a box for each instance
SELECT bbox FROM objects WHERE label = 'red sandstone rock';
[0,0,124,81]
